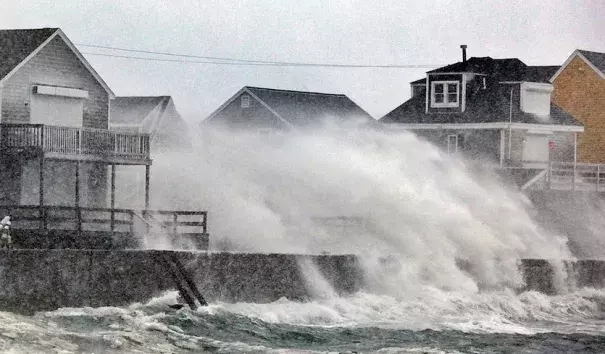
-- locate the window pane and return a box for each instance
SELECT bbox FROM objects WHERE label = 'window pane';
[434,84,444,93]
[447,93,458,103]
[434,93,444,103]
[447,83,457,93]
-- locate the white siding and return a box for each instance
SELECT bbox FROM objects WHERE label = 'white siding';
[520,82,553,118]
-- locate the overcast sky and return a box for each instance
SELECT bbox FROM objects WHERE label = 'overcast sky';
[1,0,604,123]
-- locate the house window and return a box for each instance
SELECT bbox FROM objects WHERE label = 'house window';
[447,134,464,154]
[431,81,459,108]
[241,95,250,108]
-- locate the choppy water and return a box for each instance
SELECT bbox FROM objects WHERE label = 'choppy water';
[3,288,605,353]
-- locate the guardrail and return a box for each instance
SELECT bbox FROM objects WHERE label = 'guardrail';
[0,124,150,161]
[502,161,605,191]
[0,205,207,242]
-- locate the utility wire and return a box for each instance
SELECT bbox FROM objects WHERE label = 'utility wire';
[77,43,440,68]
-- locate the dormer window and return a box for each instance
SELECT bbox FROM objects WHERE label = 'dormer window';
[241,95,250,108]
[431,81,459,108]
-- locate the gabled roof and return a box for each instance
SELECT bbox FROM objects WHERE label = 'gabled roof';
[111,96,190,147]
[579,50,605,74]
[551,49,605,81]
[380,84,580,127]
[0,27,114,98]
[0,28,57,80]
[203,86,375,127]
[409,57,558,83]
[111,96,170,125]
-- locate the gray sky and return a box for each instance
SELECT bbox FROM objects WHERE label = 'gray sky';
[1,0,604,123]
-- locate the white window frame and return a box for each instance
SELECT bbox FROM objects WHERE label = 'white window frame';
[431,81,460,108]
[447,134,459,154]
[241,95,250,108]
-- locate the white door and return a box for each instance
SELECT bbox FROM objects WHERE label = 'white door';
[522,134,549,162]
[30,94,83,127]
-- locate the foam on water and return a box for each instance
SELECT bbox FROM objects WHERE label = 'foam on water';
[203,287,605,335]
[0,284,603,353]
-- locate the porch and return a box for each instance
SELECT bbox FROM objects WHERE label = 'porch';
[0,124,151,165]
[0,123,152,210]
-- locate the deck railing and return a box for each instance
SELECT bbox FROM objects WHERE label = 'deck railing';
[0,205,208,249]
[503,161,605,192]
[0,124,150,161]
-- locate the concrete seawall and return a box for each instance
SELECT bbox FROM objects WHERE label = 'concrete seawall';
[0,250,362,314]
[1,250,604,314]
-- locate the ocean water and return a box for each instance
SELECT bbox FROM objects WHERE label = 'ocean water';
[2,288,605,353]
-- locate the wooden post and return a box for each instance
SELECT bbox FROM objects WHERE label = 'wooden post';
[499,129,505,167]
[145,165,150,210]
[547,161,552,190]
[75,160,81,237]
[173,212,178,237]
[39,157,46,231]
[598,165,601,192]
[573,133,577,191]
[110,164,116,233]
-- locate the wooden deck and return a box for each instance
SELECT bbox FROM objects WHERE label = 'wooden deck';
[0,205,208,250]
[0,124,151,165]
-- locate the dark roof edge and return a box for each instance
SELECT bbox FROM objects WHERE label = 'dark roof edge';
[245,86,347,97]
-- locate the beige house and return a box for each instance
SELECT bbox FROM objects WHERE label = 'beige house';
[551,50,605,163]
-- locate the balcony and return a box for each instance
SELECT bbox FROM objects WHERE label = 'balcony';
[0,124,151,165]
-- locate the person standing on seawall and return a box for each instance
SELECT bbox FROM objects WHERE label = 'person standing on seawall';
[0,215,12,249]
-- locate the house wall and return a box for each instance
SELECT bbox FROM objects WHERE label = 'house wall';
[0,157,23,205]
[0,35,109,129]
[414,129,501,163]
[19,161,107,207]
[151,98,191,150]
[552,56,605,163]
[414,128,576,166]
[205,92,291,130]
[503,129,576,164]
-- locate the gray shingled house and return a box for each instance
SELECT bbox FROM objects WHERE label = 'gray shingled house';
[380,47,582,169]
[201,86,375,130]
[0,27,151,209]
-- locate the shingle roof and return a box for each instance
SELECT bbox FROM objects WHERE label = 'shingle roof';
[410,57,558,83]
[245,86,375,126]
[0,28,57,80]
[523,66,560,83]
[381,84,580,126]
[111,96,169,124]
[578,50,605,74]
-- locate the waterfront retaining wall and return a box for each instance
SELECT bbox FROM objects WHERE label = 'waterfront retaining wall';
[0,250,362,314]
[0,250,604,314]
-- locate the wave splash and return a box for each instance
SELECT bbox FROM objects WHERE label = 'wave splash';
[147,126,571,292]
